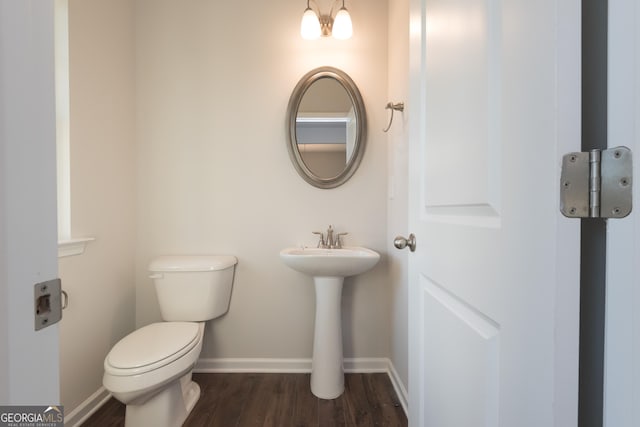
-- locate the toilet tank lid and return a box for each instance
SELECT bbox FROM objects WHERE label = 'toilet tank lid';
[149,255,237,272]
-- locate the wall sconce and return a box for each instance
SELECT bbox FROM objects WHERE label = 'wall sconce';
[300,0,353,40]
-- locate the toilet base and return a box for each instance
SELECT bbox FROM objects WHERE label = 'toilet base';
[124,373,201,427]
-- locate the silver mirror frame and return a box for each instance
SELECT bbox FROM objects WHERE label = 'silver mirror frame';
[286,66,367,189]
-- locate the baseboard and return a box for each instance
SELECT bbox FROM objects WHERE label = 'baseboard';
[195,357,312,373]
[387,361,409,416]
[194,357,390,373]
[343,357,389,373]
[64,386,111,427]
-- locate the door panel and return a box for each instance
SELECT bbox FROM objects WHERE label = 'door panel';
[422,277,499,427]
[424,0,501,216]
[408,0,581,425]
[0,0,60,403]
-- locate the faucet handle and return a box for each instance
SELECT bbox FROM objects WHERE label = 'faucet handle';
[335,232,348,248]
[312,231,325,248]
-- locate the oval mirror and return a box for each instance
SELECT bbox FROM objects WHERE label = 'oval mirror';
[286,67,367,189]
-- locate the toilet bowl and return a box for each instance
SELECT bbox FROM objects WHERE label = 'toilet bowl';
[103,255,237,427]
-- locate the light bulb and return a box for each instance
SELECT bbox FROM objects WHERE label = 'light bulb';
[301,8,321,40]
[332,7,352,40]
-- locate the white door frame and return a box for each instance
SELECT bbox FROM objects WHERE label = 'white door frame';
[604,0,640,425]
[0,0,60,404]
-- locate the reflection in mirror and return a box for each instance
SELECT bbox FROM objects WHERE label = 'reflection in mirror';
[296,77,355,178]
[286,67,367,189]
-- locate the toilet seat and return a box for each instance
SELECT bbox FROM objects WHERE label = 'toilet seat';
[105,322,201,377]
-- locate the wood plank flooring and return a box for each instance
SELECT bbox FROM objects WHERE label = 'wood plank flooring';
[83,373,407,427]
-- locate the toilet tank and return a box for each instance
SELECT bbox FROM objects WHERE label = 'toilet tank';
[149,255,237,322]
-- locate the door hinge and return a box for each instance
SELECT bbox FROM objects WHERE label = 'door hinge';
[560,146,632,218]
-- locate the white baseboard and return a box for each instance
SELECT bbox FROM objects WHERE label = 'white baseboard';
[344,357,389,373]
[195,357,312,373]
[387,361,409,416]
[194,357,390,373]
[64,386,111,427]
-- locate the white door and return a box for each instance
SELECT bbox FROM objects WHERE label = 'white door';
[0,0,60,404]
[406,0,581,425]
[604,0,640,425]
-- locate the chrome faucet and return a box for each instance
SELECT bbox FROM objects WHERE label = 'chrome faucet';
[313,225,348,249]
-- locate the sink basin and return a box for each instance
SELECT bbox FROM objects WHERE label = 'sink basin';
[279,246,380,277]
[280,245,380,399]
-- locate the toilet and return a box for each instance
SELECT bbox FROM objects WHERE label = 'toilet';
[103,255,237,427]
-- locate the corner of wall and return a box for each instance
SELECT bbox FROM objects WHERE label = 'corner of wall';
[385,0,410,392]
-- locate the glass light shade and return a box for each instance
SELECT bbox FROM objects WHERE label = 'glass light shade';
[301,8,321,40]
[332,8,352,40]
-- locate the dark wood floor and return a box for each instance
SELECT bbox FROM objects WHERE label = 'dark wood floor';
[84,373,407,427]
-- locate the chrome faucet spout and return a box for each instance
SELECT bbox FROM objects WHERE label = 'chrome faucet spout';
[326,225,335,249]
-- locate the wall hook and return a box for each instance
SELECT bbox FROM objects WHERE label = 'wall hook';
[383,102,404,132]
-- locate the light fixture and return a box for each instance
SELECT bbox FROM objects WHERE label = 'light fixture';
[300,0,353,40]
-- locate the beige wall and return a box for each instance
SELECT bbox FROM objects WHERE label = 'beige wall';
[134,0,390,360]
[59,0,136,412]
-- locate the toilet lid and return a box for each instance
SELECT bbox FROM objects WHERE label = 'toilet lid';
[106,322,200,371]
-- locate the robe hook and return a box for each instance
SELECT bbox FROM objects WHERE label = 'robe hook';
[383,102,405,132]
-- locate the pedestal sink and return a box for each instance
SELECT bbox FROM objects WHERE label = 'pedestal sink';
[279,246,380,399]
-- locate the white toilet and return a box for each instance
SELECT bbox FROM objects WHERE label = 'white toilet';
[103,255,237,427]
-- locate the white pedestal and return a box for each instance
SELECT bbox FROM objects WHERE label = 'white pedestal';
[310,276,345,399]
